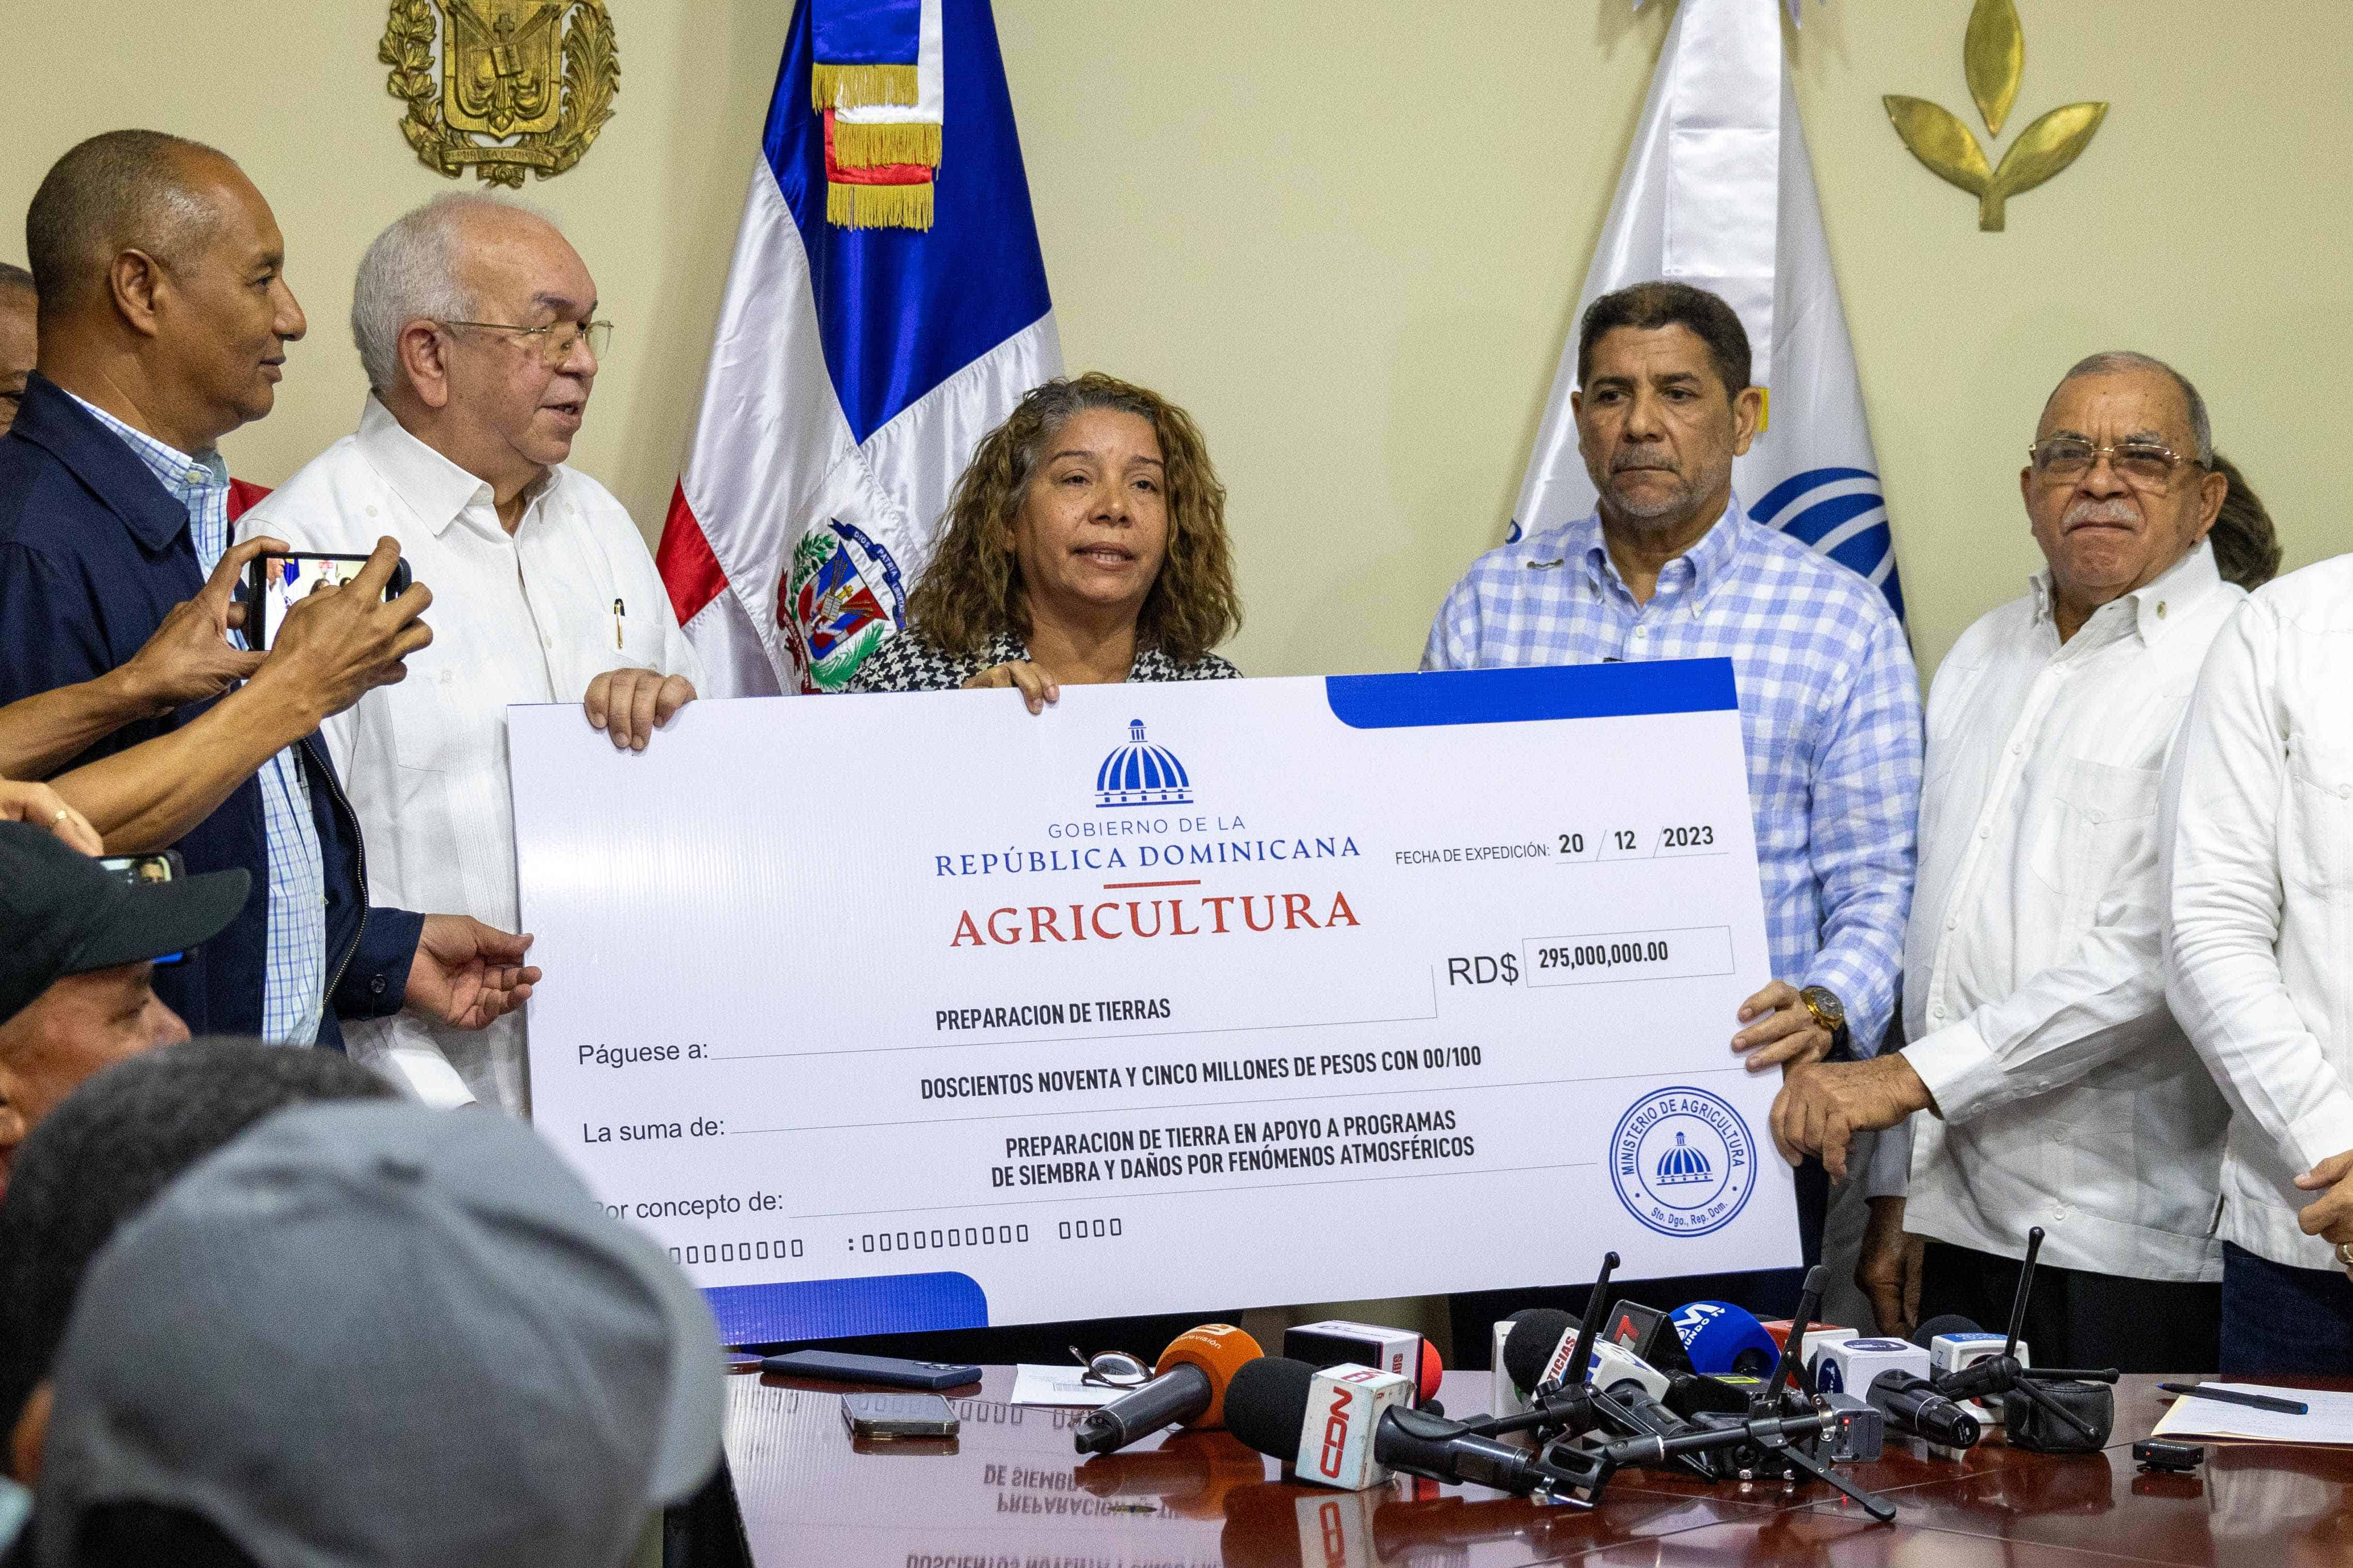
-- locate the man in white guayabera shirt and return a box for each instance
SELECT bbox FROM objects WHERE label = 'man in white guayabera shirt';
[2161,545,2353,1376]
[244,195,701,1112]
[1769,353,2241,1371]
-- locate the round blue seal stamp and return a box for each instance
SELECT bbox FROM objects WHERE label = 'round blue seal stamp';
[1609,1086,1757,1238]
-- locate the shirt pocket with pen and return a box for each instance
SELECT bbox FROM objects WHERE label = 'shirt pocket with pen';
[2028,757,2161,933]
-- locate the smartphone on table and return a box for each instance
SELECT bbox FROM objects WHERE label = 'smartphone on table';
[840,1392,960,1441]
[240,553,414,651]
[758,1350,983,1390]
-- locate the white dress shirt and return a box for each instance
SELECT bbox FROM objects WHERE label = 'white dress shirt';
[241,397,702,1110]
[1899,542,2240,1281]
[2161,551,2353,1274]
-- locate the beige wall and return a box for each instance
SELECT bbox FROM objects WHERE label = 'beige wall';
[5,2,2346,684]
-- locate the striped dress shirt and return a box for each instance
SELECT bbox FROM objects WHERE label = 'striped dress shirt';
[70,395,327,1044]
[1424,504,1922,1054]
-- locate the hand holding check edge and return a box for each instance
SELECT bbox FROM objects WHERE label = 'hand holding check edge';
[584,667,696,750]
[961,660,1059,713]
[1730,979,1841,1073]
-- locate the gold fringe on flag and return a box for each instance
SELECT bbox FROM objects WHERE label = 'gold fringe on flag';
[810,63,920,111]
[830,119,943,169]
[827,180,935,232]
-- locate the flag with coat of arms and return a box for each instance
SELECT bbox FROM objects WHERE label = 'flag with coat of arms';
[657,0,1062,695]
[1513,0,1904,619]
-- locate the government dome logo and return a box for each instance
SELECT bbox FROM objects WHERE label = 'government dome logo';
[1095,719,1193,810]
[1653,1131,1714,1187]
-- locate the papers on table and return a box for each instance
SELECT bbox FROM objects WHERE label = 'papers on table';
[2151,1383,2353,1446]
[1008,1364,1126,1407]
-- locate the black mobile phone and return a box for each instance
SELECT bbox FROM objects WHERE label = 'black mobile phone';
[98,850,185,886]
[241,553,414,651]
[841,1392,960,1440]
[760,1350,983,1390]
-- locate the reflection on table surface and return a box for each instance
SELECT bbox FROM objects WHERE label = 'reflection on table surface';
[722,1366,2353,1567]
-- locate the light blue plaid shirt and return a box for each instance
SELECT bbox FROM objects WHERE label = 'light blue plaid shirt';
[1424,502,1921,1055]
[73,396,327,1044]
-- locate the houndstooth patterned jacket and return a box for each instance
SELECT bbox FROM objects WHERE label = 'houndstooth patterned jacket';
[847,628,1241,692]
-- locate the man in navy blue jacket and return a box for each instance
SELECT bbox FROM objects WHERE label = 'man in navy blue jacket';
[0,130,537,1053]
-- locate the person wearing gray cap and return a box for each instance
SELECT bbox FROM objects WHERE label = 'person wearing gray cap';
[0,1040,398,1494]
[18,1098,725,1568]
[0,822,248,1201]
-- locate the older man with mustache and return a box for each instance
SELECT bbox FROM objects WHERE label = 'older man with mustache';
[1775,352,2239,1368]
[1425,281,1922,1329]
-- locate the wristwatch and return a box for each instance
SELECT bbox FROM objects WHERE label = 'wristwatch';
[1799,985,1853,1061]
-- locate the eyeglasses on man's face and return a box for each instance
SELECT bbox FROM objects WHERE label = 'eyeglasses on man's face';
[2027,435,2202,490]
[438,317,613,366]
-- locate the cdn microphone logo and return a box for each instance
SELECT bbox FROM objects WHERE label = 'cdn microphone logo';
[1318,1370,1381,1479]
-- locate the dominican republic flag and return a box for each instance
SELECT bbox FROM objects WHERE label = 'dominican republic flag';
[1513,0,1904,619]
[657,0,1061,694]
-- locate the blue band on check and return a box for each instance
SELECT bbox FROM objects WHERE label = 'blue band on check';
[704,1271,988,1348]
[1324,660,1738,729]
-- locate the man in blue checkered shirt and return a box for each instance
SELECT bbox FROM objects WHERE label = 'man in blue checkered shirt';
[1427,282,1922,1290]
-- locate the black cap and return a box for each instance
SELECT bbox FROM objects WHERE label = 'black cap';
[0,824,247,1025]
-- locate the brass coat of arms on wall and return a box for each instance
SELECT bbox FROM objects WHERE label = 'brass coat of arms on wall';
[380,0,619,187]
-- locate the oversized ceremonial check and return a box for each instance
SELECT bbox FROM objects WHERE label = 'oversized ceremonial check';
[509,661,1797,1344]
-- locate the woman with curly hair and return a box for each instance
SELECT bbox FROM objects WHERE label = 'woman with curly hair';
[848,374,1243,707]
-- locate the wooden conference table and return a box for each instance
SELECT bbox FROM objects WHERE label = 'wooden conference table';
[715,1366,2353,1566]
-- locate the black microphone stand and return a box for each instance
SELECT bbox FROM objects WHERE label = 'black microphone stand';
[1929,1227,2119,1445]
[1459,1250,1620,1442]
[1577,1408,1898,1523]
[1462,1259,1897,1524]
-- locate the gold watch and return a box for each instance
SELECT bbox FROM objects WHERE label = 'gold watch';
[1799,985,1852,1059]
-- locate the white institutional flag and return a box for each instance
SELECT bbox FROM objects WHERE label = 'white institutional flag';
[1514,0,1903,617]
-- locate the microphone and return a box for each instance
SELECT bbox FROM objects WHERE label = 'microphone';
[1866,1369,1982,1449]
[1670,1300,1784,1377]
[1070,1323,1262,1455]
[1910,1313,1984,1350]
[1500,1309,1579,1397]
[1924,1228,2117,1453]
[1225,1357,1600,1500]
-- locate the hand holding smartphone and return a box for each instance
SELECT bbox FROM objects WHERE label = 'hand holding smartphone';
[239,552,415,651]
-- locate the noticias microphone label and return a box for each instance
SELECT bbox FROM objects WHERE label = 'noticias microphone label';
[1609,1086,1757,1238]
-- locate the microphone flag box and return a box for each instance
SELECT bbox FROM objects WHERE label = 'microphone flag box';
[1761,1318,1856,1364]
[1807,1337,1929,1397]
[1601,1301,1694,1374]
[1585,1339,1671,1403]
[1932,1331,2026,1426]
[1294,1364,1415,1492]
[1285,1321,1431,1407]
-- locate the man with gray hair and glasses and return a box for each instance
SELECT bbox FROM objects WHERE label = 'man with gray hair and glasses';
[241,195,699,1113]
[1768,352,2238,1369]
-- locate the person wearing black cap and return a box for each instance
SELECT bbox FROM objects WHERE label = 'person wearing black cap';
[0,823,246,1201]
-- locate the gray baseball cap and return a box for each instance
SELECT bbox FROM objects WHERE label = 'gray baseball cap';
[35,1101,726,1568]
